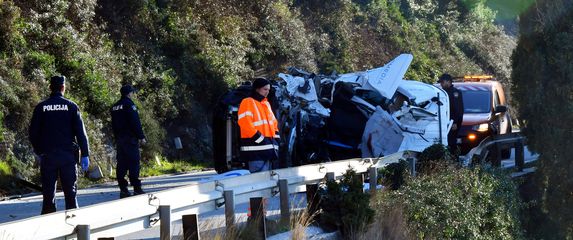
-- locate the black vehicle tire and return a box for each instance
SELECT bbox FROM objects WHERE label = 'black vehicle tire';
[281,121,298,168]
[279,110,299,168]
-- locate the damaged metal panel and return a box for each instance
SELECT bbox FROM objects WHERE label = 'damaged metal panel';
[277,73,330,117]
[361,107,404,157]
[273,54,451,162]
[336,54,413,99]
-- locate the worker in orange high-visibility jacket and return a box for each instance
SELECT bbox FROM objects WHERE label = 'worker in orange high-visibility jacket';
[237,78,280,172]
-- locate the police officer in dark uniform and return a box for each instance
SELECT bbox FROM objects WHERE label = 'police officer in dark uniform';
[29,75,90,214]
[438,73,464,153]
[111,85,146,198]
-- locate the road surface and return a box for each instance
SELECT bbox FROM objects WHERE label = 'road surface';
[0,170,218,223]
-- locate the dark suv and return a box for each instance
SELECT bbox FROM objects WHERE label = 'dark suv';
[454,76,512,156]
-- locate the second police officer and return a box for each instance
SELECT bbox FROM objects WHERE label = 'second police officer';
[111,85,147,198]
[438,73,464,153]
[29,75,90,214]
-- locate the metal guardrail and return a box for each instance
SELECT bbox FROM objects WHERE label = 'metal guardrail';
[0,153,404,240]
[462,132,530,171]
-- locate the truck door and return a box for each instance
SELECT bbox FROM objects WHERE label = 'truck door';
[493,90,508,134]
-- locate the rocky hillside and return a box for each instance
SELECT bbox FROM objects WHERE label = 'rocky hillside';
[0,0,515,186]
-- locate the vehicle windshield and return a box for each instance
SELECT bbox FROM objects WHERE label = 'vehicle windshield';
[461,90,491,113]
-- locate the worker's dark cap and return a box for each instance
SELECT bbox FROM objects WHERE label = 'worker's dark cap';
[252,78,270,90]
[50,75,66,86]
[437,73,453,83]
[120,85,136,96]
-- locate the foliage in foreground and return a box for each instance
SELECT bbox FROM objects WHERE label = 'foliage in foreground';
[378,159,410,190]
[416,143,456,174]
[511,0,573,238]
[371,166,524,239]
[319,168,374,239]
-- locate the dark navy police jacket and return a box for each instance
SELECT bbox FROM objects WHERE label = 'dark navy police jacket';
[446,86,464,127]
[29,92,90,158]
[111,96,145,142]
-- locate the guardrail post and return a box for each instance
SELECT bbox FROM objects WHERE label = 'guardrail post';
[159,205,171,240]
[306,183,320,216]
[326,172,335,181]
[249,197,267,239]
[224,190,235,227]
[515,139,525,171]
[492,143,502,167]
[77,224,90,240]
[407,158,416,177]
[278,179,290,222]
[182,214,200,240]
[368,167,378,194]
[356,173,365,183]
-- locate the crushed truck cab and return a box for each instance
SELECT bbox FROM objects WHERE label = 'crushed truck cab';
[213,54,452,172]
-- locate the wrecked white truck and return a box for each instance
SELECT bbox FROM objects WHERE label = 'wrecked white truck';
[213,54,451,173]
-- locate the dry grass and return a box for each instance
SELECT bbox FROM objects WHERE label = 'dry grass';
[191,215,246,240]
[290,208,320,240]
[174,195,321,239]
[286,194,321,240]
[362,196,414,240]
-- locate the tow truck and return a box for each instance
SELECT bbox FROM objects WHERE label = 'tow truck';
[453,75,512,158]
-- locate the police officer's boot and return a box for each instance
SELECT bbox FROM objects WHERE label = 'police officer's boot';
[133,185,145,195]
[119,187,132,199]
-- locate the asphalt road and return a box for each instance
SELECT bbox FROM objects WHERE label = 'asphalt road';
[0,170,218,223]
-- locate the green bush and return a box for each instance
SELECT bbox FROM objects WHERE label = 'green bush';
[0,111,4,142]
[0,159,12,195]
[0,160,11,176]
[512,0,573,237]
[417,143,455,174]
[319,167,374,239]
[374,167,524,239]
[379,160,410,190]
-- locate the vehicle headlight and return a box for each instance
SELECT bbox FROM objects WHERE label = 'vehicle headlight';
[472,123,489,132]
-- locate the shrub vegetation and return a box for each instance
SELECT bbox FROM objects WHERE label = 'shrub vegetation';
[0,0,515,195]
[319,167,375,239]
[512,0,573,238]
[371,166,524,239]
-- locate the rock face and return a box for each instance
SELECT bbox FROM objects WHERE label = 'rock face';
[88,165,104,180]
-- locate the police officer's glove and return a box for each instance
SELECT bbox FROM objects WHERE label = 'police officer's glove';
[80,156,89,172]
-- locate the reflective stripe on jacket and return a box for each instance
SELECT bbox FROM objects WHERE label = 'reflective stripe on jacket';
[237,97,279,161]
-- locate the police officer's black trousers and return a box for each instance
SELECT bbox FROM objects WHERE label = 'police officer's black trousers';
[116,143,141,190]
[40,151,78,214]
[447,129,460,154]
